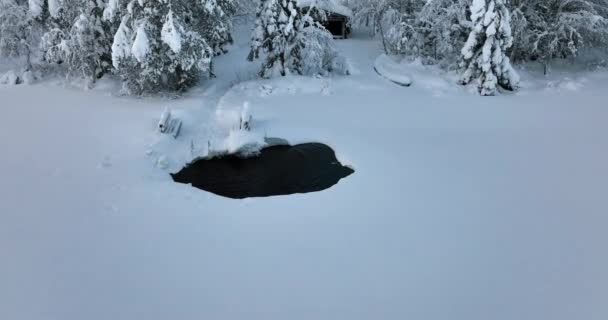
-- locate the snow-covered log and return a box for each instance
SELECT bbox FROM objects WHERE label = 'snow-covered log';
[158,108,182,138]
[374,54,413,87]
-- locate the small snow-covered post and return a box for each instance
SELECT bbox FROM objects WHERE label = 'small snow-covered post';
[158,107,182,138]
[158,107,172,133]
[458,0,520,96]
[240,102,252,131]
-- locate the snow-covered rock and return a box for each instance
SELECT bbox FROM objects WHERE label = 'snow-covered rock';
[156,155,170,170]
[374,54,413,87]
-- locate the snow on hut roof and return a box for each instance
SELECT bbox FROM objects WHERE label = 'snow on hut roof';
[297,0,353,18]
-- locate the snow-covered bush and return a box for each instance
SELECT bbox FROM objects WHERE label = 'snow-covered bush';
[296,23,350,76]
[509,0,608,66]
[107,0,214,94]
[348,0,392,41]
[407,0,470,68]
[459,0,520,96]
[348,0,469,68]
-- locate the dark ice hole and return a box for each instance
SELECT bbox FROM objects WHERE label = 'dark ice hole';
[171,143,354,199]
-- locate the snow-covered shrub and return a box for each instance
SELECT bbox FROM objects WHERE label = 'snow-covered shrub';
[347,0,469,68]
[408,0,470,68]
[296,24,349,76]
[509,0,608,65]
[348,0,393,42]
[459,0,520,96]
[107,0,214,94]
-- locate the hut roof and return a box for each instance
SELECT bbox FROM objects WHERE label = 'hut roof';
[298,0,353,18]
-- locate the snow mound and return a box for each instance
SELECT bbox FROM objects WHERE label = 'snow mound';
[0,70,21,85]
[546,77,586,92]
[374,54,413,87]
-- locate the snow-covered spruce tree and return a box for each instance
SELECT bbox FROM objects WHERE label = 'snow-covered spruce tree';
[107,0,214,94]
[459,0,520,96]
[39,0,113,87]
[248,0,302,78]
[201,0,236,55]
[248,0,348,78]
[38,0,77,63]
[0,0,35,69]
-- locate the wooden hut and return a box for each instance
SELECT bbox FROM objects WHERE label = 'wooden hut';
[298,0,353,39]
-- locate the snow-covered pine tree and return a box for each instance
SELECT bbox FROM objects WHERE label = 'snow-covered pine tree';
[39,0,113,87]
[39,0,95,62]
[0,0,35,69]
[107,0,214,94]
[248,0,303,78]
[201,0,236,55]
[459,0,520,96]
[248,0,347,78]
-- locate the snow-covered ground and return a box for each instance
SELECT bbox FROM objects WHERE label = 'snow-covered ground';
[1,30,608,320]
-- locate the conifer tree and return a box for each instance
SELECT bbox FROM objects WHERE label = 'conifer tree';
[108,0,214,94]
[0,0,35,69]
[202,0,236,55]
[40,0,113,87]
[459,0,520,96]
[248,0,303,78]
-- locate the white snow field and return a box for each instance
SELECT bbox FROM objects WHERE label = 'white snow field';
[2,33,608,320]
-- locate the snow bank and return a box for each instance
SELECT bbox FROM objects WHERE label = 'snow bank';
[374,54,413,87]
[0,70,21,85]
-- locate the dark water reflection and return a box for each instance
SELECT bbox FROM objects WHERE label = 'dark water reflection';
[172,143,354,199]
